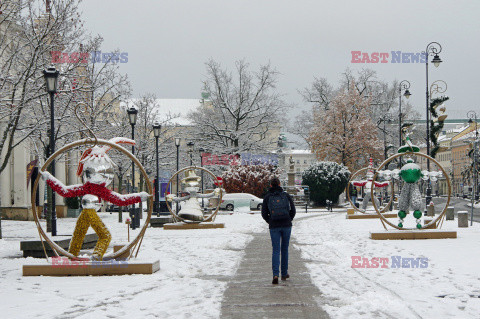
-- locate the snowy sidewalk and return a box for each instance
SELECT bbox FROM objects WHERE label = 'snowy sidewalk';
[220,227,330,318]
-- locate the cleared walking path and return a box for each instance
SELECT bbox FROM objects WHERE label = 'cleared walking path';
[221,229,330,318]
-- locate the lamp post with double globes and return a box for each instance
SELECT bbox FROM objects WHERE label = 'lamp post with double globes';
[153,122,161,217]
[467,111,479,225]
[43,66,59,236]
[127,107,138,229]
[424,42,443,207]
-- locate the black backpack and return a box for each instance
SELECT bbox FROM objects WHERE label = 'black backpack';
[268,192,290,221]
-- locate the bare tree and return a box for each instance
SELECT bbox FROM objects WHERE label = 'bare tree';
[188,59,288,154]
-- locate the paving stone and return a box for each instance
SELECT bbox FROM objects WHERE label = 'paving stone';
[221,231,330,319]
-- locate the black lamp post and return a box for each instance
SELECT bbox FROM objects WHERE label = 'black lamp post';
[424,42,443,207]
[153,122,161,217]
[43,66,59,236]
[187,141,195,166]
[127,107,138,229]
[175,137,181,213]
[398,80,411,147]
[378,114,393,160]
[199,148,205,207]
[467,111,478,225]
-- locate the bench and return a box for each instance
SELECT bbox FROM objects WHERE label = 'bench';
[20,233,99,258]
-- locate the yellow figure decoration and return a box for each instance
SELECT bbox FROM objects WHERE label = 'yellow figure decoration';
[68,209,112,257]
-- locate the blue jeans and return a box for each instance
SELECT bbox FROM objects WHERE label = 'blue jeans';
[269,226,292,277]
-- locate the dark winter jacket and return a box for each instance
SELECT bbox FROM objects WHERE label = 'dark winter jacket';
[350,185,357,197]
[261,186,296,229]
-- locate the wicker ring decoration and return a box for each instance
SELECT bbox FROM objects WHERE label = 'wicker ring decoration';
[370,152,451,230]
[31,138,153,260]
[346,167,393,214]
[165,166,222,224]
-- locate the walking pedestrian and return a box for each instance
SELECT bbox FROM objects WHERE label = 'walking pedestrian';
[261,177,296,284]
[350,183,358,206]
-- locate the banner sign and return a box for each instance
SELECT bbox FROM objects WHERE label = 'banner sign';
[201,153,278,166]
[26,159,38,184]
[240,153,278,166]
[201,153,239,166]
[160,182,170,200]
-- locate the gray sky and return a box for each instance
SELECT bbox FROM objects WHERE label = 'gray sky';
[80,0,480,120]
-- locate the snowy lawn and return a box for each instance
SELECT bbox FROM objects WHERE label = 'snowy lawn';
[0,211,265,319]
[293,211,480,319]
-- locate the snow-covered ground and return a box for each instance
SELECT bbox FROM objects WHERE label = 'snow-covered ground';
[1,208,479,318]
[293,211,480,318]
[0,210,265,319]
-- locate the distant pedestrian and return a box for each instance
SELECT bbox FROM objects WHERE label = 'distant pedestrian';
[261,177,296,284]
[350,183,358,206]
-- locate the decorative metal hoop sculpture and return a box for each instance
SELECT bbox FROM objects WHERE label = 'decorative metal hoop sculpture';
[371,152,451,230]
[346,167,393,214]
[31,139,153,260]
[165,166,223,224]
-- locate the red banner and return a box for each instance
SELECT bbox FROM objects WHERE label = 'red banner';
[201,153,239,166]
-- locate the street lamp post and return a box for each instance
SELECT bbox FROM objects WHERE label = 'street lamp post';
[378,114,393,160]
[424,42,443,207]
[175,137,181,213]
[199,148,205,207]
[43,66,59,236]
[467,111,478,225]
[187,141,195,166]
[398,80,411,147]
[127,107,138,229]
[153,122,161,217]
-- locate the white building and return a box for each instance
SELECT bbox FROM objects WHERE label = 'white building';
[280,150,317,183]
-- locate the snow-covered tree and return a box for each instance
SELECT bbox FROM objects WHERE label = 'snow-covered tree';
[188,59,288,154]
[296,69,421,153]
[222,163,281,198]
[0,0,89,173]
[308,82,382,171]
[302,162,350,205]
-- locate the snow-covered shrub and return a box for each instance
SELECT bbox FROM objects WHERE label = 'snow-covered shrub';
[302,161,350,205]
[222,164,281,198]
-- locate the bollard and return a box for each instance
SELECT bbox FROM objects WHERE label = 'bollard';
[426,202,435,217]
[125,218,131,241]
[446,206,455,220]
[458,211,469,228]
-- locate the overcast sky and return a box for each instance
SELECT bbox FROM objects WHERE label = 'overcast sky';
[79,0,480,121]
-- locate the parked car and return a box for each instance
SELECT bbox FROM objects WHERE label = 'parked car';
[219,193,263,211]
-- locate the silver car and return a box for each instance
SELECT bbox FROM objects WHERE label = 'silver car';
[219,193,263,211]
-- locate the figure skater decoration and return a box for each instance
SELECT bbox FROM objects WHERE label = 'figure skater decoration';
[352,158,389,211]
[41,137,150,260]
[379,135,442,228]
[166,168,220,222]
